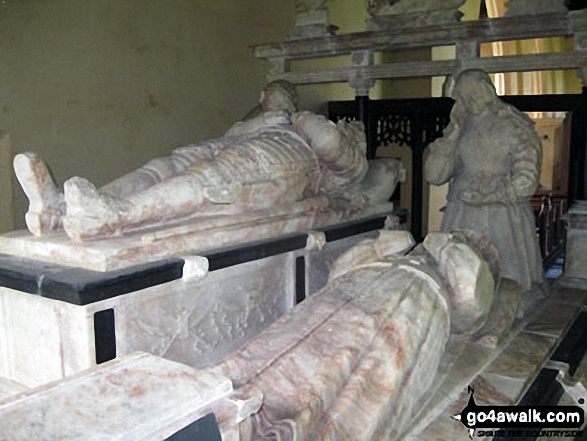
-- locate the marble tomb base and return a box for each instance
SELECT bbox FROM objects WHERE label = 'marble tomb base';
[0,215,392,389]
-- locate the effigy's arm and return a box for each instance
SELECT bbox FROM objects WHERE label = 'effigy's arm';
[293,112,369,195]
[508,129,543,199]
[224,111,291,137]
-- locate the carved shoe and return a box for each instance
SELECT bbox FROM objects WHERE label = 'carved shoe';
[13,152,65,236]
[63,177,129,241]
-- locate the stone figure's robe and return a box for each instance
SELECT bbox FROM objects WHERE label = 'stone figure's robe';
[428,111,542,293]
[212,242,451,441]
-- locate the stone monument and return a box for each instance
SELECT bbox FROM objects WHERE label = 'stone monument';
[14,86,397,243]
[289,0,338,40]
[0,81,405,390]
[366,0,466,30]
[426,69,544,298]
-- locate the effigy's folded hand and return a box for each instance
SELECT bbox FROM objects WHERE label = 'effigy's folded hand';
[459,181,518,205]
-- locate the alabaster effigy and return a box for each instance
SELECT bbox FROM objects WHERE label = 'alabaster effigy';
[205,229,524,440]
[426,70,544,298]
[6,81,403,271]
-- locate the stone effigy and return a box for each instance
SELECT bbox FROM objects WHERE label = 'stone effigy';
[14,81,400,244]
[208,229,519,440]
[426,69,544,296]
[0,80,404,391]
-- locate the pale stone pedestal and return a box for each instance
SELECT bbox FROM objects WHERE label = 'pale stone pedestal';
[0,352,260,440]
[560,201,587,289]
[0,215,393,390]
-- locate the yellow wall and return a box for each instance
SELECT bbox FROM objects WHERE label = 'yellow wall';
[0,132,12,232]
[1,0,293,231]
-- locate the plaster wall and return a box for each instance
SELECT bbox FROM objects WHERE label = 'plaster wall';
[0,132,12,233]
[0,0,293,230]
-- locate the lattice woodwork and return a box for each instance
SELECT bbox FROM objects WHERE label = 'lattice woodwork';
[377,114,411,147]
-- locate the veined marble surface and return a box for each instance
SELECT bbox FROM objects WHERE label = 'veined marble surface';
[0,352,261,441]
[404,286,586,441]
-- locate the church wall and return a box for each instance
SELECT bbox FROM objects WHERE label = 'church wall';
[0,0,293,231]
[0,133,12,232]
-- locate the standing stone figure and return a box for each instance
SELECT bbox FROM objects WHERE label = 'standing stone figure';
[426,69,543,294]
[15,81,397,242]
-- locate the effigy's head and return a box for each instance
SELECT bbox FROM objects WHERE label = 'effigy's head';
[452,69,498,114]
[261,80,298,114]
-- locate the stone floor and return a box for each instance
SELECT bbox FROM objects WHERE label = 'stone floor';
[404,284,587,441]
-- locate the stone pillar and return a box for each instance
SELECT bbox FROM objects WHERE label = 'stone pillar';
[349,50,377,159]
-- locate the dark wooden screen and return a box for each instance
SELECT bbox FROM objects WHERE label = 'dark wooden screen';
[328,88,587,245]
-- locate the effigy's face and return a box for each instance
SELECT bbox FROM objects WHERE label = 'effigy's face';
[261,90,296,114]
[452,77,493,115]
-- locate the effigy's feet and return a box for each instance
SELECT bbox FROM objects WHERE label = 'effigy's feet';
[63,177,128,241]
[13,152,65,236]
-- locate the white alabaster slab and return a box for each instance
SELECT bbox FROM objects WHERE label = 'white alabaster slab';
[0,204,393,271]
[0,253,295,388]
[120,253,295,368]
[0,352,258,441]
[0,377,27,403]
[0,287,94,388]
